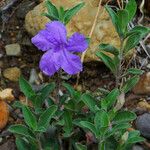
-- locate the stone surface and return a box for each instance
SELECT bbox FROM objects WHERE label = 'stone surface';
[0,100,9,129]
[136,113,150,139]
[3,67,21,82]
[133,72,150,95]
[25,0,120,62]
[5,43,21,56]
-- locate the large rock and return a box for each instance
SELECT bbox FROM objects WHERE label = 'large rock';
[25,0,120,62]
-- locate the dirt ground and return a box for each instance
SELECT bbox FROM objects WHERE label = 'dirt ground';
[0,0,150,149]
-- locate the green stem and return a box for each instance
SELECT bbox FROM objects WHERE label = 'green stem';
[56,70,62,104]
[36,134,43,150]
[98,141,105,150]
[115,38,124,89]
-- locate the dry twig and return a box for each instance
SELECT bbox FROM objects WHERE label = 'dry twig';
[76,0,103,86]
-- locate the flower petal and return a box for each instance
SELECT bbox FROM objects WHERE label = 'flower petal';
[45,21,67,45]
[66,33,88,52]
[39,50,61,76]
[31,30,52,51]
[61,50,82,75]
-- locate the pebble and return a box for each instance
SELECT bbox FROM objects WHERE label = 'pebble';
[133,72,150,95]
[5,43,21,56]
[132,145,144,150]
[136,113,150,139]
[0,88,15,102]
[3,67,21,82]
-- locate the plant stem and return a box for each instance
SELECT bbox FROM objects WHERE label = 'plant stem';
[115,38,124,89]
[56,70,62,104]
[76,0,103,86]
[98,141,105,150]
[36,134,43,150]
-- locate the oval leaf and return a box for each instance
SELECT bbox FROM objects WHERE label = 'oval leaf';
[22,106,37,130]
[38,105,57,130]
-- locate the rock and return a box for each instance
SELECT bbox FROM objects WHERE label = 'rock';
[136,113,150,139]
[5,43,21,56]
[16,0,37,19]
[133,72,150,95]
[0,100,9,129]
[3,67,21,82]
[25,0,120,62]
[132,145,144,150]
[0,88,15,102]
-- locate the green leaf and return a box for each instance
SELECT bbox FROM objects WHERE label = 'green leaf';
[122,76,139,93]
[94,110,109,130]
[99,43,119,55]
[105,5,121,36]
[123,32,143,53]
[63,83,75,97]
[113,111,136,124]
[12,101,23,109]
[96,51,117,75]
[9,124,35,140]
[35,83,55,107]
[37,105,57,131]
[105,123,131,138]
[75,143,87,150]
[16,138,29,150]
[113,123,131,131]
[79,121,98,138]
[64,2,85,24]
[126,26,150,38]
[19,76,35,100]
[117,10,129,34]
[101,89,119,110]
[127,130,145,144]
[63,110,73,137]
[22,105,37,130]
[124,26,150,53]
[45,0,59,20]
[125,0,137,22]
[128,136,145,144]
[16,138,37,150]
[127,68,144,75]
[81,93,98,112]
[58,6,65,22]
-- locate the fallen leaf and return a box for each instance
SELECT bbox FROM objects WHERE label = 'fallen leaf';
[0,100,9,129]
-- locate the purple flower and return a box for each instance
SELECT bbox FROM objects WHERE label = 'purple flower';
[31,21,88,76]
